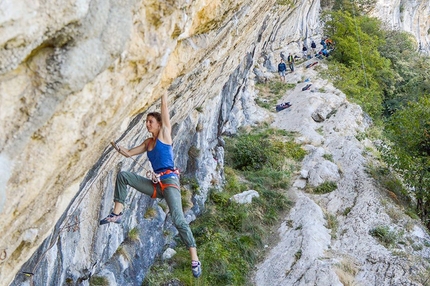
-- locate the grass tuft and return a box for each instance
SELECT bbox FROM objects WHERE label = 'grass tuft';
[128,227,139,241]
[254,80,296,112]
[366,164,412,207]
[313,181,338,194]
[369,225,398,248]
[89,276,109,286]
[144,207,157,219]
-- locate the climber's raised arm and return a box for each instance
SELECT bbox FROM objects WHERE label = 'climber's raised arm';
[159,92,172,144]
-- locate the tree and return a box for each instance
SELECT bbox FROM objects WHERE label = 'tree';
[322,11,392,118]
[378,30,430,116]
[327,62,382,116]
[384,96,430,227]
[322,8,430,230]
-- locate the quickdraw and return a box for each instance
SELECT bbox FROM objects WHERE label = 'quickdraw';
[0,249,6,261]
[152,168,180,183]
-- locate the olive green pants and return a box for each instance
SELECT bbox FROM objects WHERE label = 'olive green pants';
[114,171,196,248]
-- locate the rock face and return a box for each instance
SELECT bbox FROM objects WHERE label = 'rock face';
[0,0,429,285]
[255,64,430,286]
[371,0,430,53]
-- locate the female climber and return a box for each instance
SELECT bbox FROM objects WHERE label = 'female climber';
[99,92,202,278]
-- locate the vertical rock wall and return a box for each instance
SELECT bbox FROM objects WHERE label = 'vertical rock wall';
[371,0,430,53]
[1,0,429,285]
[1,0,323,284]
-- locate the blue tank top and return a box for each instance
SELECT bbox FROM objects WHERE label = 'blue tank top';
[147,139,176,180]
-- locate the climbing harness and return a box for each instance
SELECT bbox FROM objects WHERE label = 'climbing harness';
[154,168,180,182]
[150,169,181,198]
[111,141,181,197]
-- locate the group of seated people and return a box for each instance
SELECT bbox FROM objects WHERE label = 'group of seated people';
[316,48,330,59]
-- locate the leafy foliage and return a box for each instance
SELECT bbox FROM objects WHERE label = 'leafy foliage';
[369,225,398,247]
[322,11,393,117]
[379,30,430,116]
[322,10,430,229]
[382,96,430,226]
[224,127,306,171]
[313,181,338,194]
[325,61,383,117]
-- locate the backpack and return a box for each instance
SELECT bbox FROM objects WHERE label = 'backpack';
[276,102,292,112]
[311,41,316,48]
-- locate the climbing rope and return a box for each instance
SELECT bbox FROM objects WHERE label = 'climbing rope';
[111,141,160,183]
[21,142,120,285]
[351,0,369,89]
[21,139,163,284]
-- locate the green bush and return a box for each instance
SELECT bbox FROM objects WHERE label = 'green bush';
[323,153,334,162]
[228,134,271,170]
[369,225,398,247]
[128,228,139,241]
[294,249,302,260]
[255,98,271,109]
[243,167,291,190]
[313,181,338,194]
[322,10,430,230]
[325,213,339,239]
[405,209,420,220]
[366,165,412,206]
[224,166,246,193]
[282,141,307,161]
[225,128,306,171]
[90,276,109,286]
[343,207,352,216]
[169,186,290,285]
[210,189,232,207]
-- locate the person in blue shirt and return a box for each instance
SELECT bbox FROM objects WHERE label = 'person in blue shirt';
[278,58,287,82]
[100,92,202,278]
[311,40,317,56]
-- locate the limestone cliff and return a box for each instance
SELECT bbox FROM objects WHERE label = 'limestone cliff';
[254,64,430,286]
[0,0,429,285]
[370,0,430,53]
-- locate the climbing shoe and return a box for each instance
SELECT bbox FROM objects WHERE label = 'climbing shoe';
[191,260,202,278]
[99,212,123,225]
